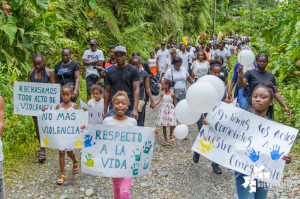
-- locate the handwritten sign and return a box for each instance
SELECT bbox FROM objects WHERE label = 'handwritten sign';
[14,81,60,116]
[88,107,104,125]
[192,102,299,181]
[37,110,88,149]
[81,125,156,178]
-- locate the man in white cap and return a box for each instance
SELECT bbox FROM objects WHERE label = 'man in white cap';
[103,45,140,120]
[82,39,104,101]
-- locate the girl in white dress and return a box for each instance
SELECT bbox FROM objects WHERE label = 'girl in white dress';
[155,78,177,145]
[42,83,79,185]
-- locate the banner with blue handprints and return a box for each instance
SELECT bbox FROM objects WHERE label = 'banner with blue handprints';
[192,102,299,182]
[81,125,156,178]
[37,110,88,149]
[14,81,61,116]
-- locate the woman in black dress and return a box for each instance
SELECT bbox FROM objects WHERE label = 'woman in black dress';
[29,53,55,162]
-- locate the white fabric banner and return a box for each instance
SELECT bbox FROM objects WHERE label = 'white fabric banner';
[88,107,104,125]
[37,110,88,149]
[192,102,299,181]
[81,125,156,178]
[14,81,60,116]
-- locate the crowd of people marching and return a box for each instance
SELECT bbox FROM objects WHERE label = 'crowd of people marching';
[0,36,294,199]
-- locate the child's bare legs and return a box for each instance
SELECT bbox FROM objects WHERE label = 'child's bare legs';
[170,126,175,144]
[66,150,78,172]
[162,126,167,145]
[33,117,46,161]
[58,150,66,183]
[170,126,174,137]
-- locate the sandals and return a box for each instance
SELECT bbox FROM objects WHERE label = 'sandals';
[38,153,46,163]
[57,175,65,185]
[35,150,40,156]
[162,139,168,146]
[170,136,175,144]
[155,129,158,137]
[72,158,79,173]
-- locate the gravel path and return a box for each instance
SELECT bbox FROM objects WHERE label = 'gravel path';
[5,96,300,199]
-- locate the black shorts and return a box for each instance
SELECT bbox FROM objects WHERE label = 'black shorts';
[86,75,100,94]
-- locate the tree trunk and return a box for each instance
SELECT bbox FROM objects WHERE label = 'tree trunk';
[212,0,216,38]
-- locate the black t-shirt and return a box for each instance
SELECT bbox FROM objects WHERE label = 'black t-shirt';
[105,64,140,109]
[243,69,276,101]
[139,70,149,101]
[142,62,153,77]
[54,61,79,85]
[219,67,228,82]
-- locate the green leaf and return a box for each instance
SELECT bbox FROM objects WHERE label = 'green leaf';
[29,0,49,12]
[89,0,96,9]
[0,16,18,45]
[0,49,15,67]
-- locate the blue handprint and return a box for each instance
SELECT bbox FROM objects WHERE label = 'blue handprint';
[245,147,260,162]
[143,141,152,154]
[270,145,284,162]
[131,148,141,161]
[131,163,139,176]
[84,135,96,148]
[142,157,150,170]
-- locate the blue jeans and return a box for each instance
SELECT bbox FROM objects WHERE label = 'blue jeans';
[235,171,268,199]
[156,71,161,81]
[238,88,248,110]
[108,109,132,117]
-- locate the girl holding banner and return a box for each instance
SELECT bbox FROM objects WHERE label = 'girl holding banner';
[202,82,292,199]
[42,83,79,185]
[103,91,137,199]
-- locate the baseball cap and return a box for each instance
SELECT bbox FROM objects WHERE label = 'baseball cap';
[89,39,97,45]
[114,46,127,54]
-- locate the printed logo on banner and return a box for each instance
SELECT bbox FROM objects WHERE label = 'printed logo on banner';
[37,110,88,149]
[81,125,156,178]
[192,102,299,182]
[13,81,61,116]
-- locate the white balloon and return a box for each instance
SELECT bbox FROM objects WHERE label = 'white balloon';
[238,50,255,66]
[173,124,189,139]
[186,82,218,113]
[197,75,225,100]
[175,99,202,125]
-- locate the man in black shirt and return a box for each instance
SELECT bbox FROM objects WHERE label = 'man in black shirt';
[103,46,140,120]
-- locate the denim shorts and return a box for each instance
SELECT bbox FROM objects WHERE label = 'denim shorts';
[86,75,100,94]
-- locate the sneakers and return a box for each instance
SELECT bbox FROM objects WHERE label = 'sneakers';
[193,152,200,163]
[212,162,222,174]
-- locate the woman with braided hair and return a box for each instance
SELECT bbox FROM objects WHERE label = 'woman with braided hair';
[12,53,55,163]
[237,53,291,119]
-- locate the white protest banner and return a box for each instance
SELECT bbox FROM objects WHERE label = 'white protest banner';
[14,81,60,116]
[37,110,88,149]
[192,102,299,181]
[79,100,89,109]
[81,125,156,178]
[88,107,104,125]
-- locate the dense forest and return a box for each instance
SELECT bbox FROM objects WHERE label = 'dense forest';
[1,0,300,166]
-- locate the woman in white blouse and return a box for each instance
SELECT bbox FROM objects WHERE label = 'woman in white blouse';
[191,51,209,81]
[164,56,195,102]
[159,48,177,82]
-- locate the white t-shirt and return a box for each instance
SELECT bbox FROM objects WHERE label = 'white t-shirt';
[188,51,194,64]
[148,58,157,67]
[164,66,189,91]
[82,49,104,77]
[176,49,180,54]
[103,116,137,126]
[177,51,190,70]
[157,49,170,72]
[191,60,210,79]
[190,46,196,53]
[88,98,104,107]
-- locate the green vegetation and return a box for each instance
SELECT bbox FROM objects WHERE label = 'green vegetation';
[0,0,299,176]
